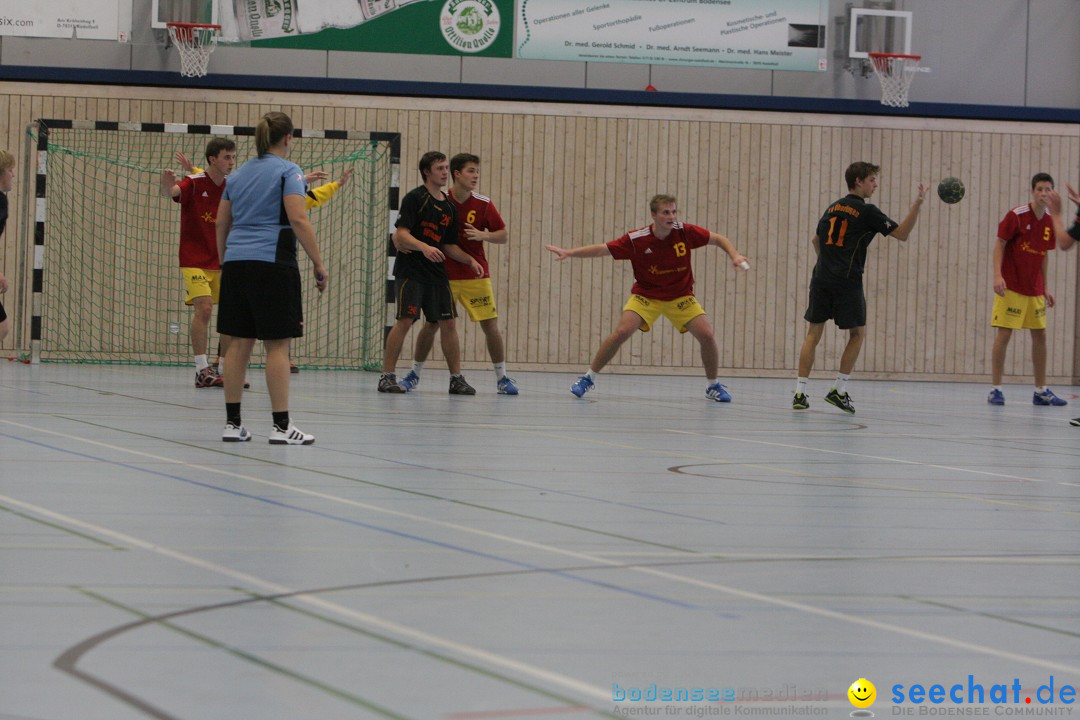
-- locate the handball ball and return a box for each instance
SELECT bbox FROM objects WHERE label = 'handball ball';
[937,177,965,204]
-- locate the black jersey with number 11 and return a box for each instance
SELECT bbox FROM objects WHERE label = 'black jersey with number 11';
[812,194,897,283]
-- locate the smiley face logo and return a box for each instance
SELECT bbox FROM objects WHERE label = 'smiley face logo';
[848,678,876,708]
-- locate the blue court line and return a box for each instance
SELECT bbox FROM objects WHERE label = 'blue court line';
[0,430,703,611]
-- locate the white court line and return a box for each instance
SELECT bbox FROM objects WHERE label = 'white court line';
[665,429,1055,483]
[4,418,1080,679]
[0,491,611,704]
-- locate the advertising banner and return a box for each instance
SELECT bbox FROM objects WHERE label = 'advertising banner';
[516,0,829,72]
[0,0,126,40]
[242,0,511,58]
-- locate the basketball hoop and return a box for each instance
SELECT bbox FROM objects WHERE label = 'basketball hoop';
[868,52,924,108]
[166,22,220,78]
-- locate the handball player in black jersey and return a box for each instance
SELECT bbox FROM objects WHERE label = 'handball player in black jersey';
[793,162,925,413]
[378,151,482,395]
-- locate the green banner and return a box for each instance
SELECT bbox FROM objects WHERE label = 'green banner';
[252,0,512,58]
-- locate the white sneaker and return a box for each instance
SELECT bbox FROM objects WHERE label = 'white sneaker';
[222,423,251,442]
[269,423,315,445]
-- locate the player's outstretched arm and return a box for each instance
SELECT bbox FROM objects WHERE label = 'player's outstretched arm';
[174,151,195,173]
[889,183,927,241]
[1048,188,1078,251]
[1047,190,1071,250]
[708,232,748,269]
[159,169,181,199]
[544,243,610,260]
[1066,183,1080,206]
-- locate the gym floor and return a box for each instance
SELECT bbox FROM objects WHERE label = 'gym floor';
[1,363,1078,719]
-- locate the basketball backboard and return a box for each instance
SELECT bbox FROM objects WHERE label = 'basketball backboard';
[849,8,912,59]
[150,0,218,30]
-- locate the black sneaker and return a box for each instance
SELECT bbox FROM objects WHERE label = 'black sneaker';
[449,375,476,395]
[792,392,809,410]
[377,372,405,393]
[824,388,855,414]
[1070,417,1080,427]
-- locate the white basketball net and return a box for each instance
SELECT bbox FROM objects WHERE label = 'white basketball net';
[869,54,921,108]
[168,24,219,78]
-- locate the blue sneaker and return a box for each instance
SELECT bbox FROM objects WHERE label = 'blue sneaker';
[1033,388,1067,406]
[399,370,420,392]
[497,376,519,395]
[987,388,1004,405]
[570,375,594,398]
[706,382,732,402]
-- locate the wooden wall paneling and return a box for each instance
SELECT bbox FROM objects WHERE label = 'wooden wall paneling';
[1,84,1076,379]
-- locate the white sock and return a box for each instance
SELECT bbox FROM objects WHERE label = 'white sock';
[493,362,506,380]
[706,378,717,390]
[795,377,808,394]
[195,354,209,371]
[585,369,598,381]
[412,361,424,376]
[835,373,850,393]
[1036,386,1047,394]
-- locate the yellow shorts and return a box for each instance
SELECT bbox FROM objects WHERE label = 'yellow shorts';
[991,289,1046,330]
[449,278,498,322]
[181,268,221,305]
[624,294,705,333]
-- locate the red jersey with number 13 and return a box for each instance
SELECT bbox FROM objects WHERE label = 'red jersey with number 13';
[606,222,711,301]
[445,191,505,280]
[997,204,1055,297]
[174,172,225,270]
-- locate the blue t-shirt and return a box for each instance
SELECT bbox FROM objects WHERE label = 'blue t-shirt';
[222,154,306,265]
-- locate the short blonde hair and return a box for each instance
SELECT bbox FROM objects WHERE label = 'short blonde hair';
[650,194,677,213]
[0,150,14,174]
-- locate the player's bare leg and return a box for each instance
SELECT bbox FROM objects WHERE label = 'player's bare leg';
[382,318,416,374]
[991,327,1012,386]
[838,326,865,375]
[479,318,505,364]
[590,310,644,373]
[685,314,718,380]
[223,337,255,403]
[798,322,825,377]
[190,296,213,359]
[1030,328,1047,388]
[413,321,438,363]
[439,318,463,375]
[263,338,291,412]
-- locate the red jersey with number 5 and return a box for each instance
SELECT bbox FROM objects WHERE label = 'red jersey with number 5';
[445,191,506,280]
[174,172,225,270]
[997,204,1055,297]
[606,222,711,301]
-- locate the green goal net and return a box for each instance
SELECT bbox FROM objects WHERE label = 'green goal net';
[31,120,395,370]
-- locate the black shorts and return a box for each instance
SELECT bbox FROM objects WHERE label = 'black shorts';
[217,260,303,340]
[804,277,866,329]
[0,300,6,324]
[395,277,456,322]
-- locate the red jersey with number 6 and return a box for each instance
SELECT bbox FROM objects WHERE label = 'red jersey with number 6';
[997,203,1055,297]
[445,191,505,281]
[174,172,225,270]
[606,222,711,301]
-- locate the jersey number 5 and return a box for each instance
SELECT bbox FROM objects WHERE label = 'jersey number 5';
[826,217,848,247]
